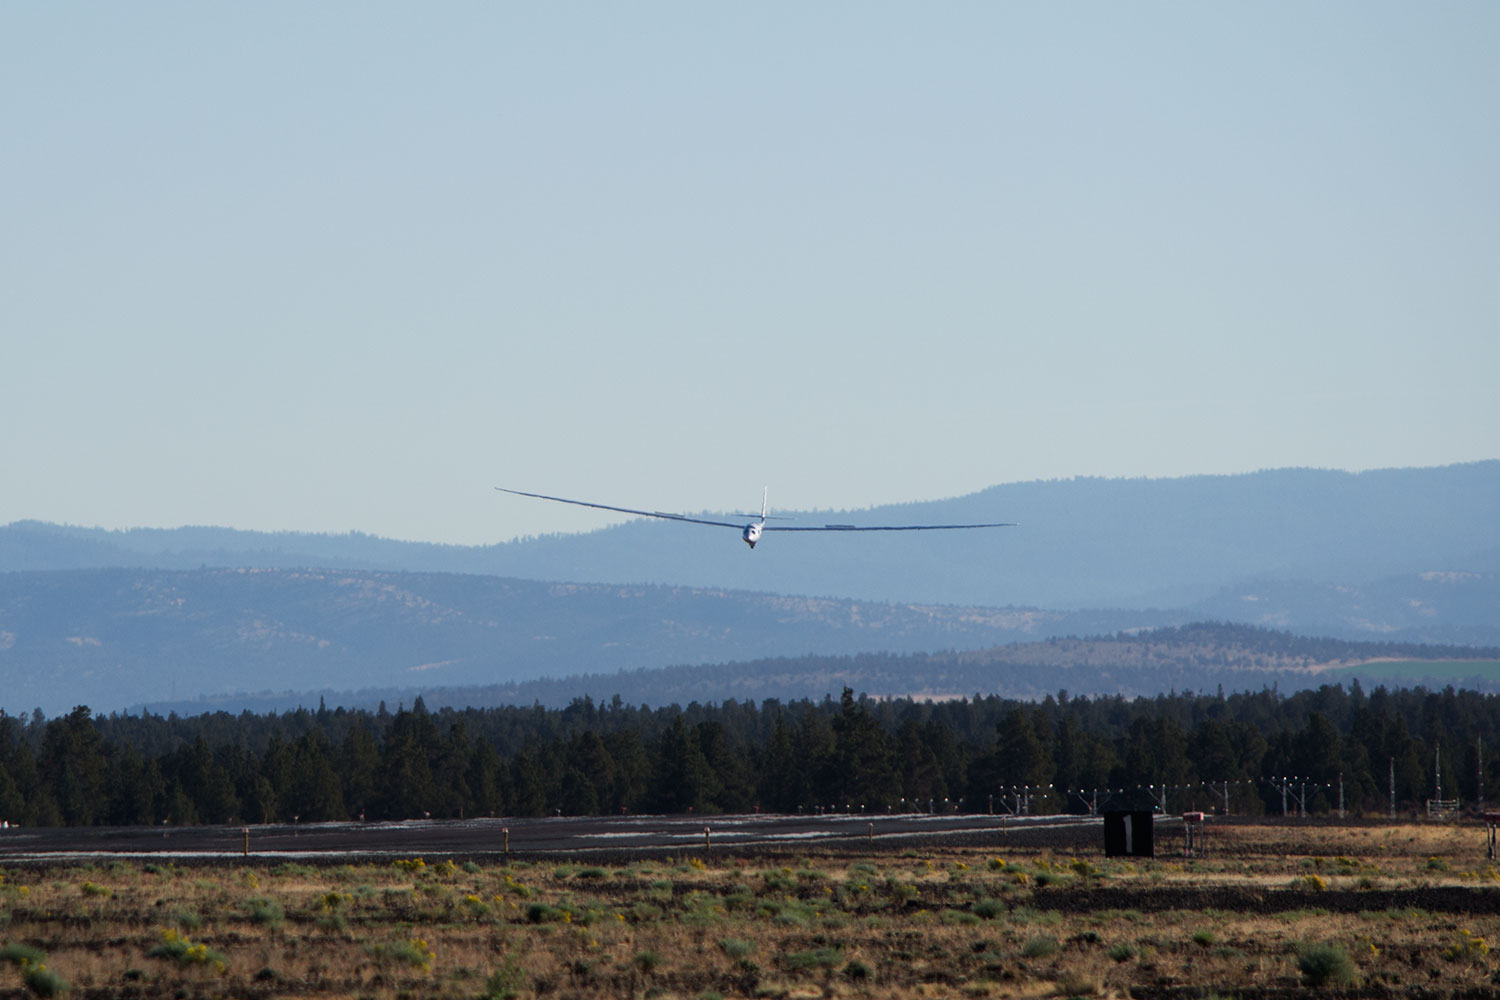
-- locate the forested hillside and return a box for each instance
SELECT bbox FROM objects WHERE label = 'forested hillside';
[5,560,1497,717]
[468,622,1500,707]
[0,568,1181,715]
[3,680,1495,827]
[132,622,1500,716]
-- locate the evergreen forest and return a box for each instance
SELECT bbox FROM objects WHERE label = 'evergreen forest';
[2,680,1497,828]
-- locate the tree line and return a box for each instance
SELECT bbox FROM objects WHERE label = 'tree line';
[1,680,1496,827]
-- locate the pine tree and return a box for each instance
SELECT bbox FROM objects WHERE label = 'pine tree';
[39,706,110,825]
[831,689,898,810]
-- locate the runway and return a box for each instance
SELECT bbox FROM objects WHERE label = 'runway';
[0,811,1102,865]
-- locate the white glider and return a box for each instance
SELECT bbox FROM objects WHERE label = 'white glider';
[496,487,1016,549]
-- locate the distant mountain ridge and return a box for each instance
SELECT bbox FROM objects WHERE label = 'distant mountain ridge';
[3,463,1496,716]
[5,462,1498,610]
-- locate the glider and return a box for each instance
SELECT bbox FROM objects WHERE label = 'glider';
[496,487,1016,549]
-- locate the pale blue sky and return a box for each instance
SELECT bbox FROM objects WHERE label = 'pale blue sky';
[4,3,1497,545]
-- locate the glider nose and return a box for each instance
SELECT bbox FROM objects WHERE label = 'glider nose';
[742,523,761,548]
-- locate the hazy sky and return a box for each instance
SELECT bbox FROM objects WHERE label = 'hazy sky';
[4,4,1497,545]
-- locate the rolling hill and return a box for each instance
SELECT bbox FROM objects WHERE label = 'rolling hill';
[124,621,1499,718]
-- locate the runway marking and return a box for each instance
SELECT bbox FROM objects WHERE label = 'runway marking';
[0,812,1102,863]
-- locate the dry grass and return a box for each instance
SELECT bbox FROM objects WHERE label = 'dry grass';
[0,822,1497,997]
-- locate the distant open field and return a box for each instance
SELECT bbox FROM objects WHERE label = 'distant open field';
[1324,659,1500,684]
[2,819,1499,998]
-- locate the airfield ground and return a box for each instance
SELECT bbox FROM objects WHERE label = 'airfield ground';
[1,816,1497,998]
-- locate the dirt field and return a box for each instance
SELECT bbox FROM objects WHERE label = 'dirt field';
[2,818,1498,998]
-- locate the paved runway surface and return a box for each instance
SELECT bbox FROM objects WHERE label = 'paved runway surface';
[0,812,1102,864]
